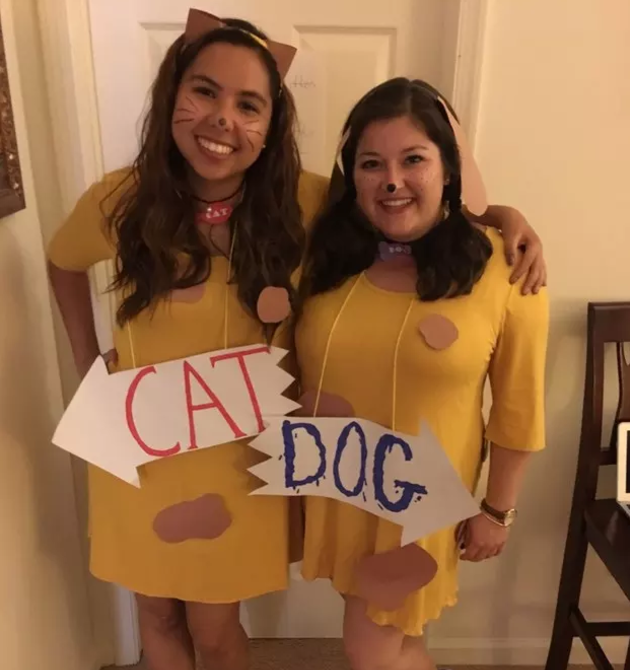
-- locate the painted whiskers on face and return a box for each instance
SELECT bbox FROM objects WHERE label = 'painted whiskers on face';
[172,94,200,125]
[244,118,265,151]
[173,107,196,125]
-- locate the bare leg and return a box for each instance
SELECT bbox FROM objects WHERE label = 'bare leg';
[343,596,436,670]
[186,601,248,670]
[136,595,195,670]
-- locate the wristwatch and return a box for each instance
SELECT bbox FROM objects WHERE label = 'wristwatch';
[480,498,517,527]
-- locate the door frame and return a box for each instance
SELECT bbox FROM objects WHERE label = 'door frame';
[37,0,488,665]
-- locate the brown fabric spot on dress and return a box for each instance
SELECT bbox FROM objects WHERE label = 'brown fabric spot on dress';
[153,494,231,543]
[418,314,459,350]
[257,286,291,324]
[354,544,438,611]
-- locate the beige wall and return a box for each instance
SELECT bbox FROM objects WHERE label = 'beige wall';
[0,0,96,668]
[11,0,629,667]
[431,0,630,665]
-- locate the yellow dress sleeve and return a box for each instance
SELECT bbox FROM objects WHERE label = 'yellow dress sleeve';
[485,284,549,452]
[47,169,129,271]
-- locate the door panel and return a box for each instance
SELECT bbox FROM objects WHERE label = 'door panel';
[89,0,459,176]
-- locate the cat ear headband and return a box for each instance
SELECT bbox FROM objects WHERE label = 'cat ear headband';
[331,88,488,216]
[184,8,297,79]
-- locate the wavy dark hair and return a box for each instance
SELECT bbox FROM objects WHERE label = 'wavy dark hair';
[301,78,492,301]
[105,19,304,325]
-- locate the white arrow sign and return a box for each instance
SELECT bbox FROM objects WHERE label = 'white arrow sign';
[53,345,298,487]
[249,417,479,545]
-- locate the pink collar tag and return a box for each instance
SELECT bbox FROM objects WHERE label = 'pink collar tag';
[195,203,233,226]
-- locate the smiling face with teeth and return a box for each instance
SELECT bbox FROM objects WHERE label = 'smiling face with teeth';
[353,115,448,243]
[171,42,273,200]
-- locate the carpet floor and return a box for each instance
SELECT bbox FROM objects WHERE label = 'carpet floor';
[107,638,597,669]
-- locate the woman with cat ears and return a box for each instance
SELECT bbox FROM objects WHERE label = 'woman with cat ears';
[297,79,549,670]
[47,6,544,670]
[47,10,323,670]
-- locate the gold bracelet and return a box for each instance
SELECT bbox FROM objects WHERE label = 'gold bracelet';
[480,509,511,527]
[480,498,517,527]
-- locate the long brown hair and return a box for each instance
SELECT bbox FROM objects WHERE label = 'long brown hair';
[302,78,492,301]
[106,19,304,325]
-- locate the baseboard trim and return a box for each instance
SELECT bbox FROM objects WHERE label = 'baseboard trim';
[429,635,628,666]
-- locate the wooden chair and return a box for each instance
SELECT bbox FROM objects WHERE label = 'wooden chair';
[546,302,630,670]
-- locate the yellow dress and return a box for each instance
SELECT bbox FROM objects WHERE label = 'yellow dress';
[48,168,329,602]
[296,228,549,635]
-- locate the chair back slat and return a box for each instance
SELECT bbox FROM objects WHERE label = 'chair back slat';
[590,302,630,344]
[578,303,630,498]
[613,343,630,440]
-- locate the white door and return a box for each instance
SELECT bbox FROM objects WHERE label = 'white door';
[62,0,485,661]
[88,0,483,177]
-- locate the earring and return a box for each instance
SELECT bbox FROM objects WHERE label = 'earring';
[442,201,451,221]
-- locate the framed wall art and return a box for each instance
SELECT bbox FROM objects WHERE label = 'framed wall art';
[0,13,25,219]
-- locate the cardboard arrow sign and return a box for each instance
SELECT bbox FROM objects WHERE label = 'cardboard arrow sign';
[249,417,478,545]
[53,345,299,487]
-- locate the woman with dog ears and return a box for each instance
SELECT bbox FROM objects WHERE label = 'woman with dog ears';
[297,79,548,670]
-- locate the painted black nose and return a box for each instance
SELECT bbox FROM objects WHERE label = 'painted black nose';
[386,183,397,193]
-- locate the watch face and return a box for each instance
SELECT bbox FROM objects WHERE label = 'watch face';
[481,501,517,525]
[505,509,517,523]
